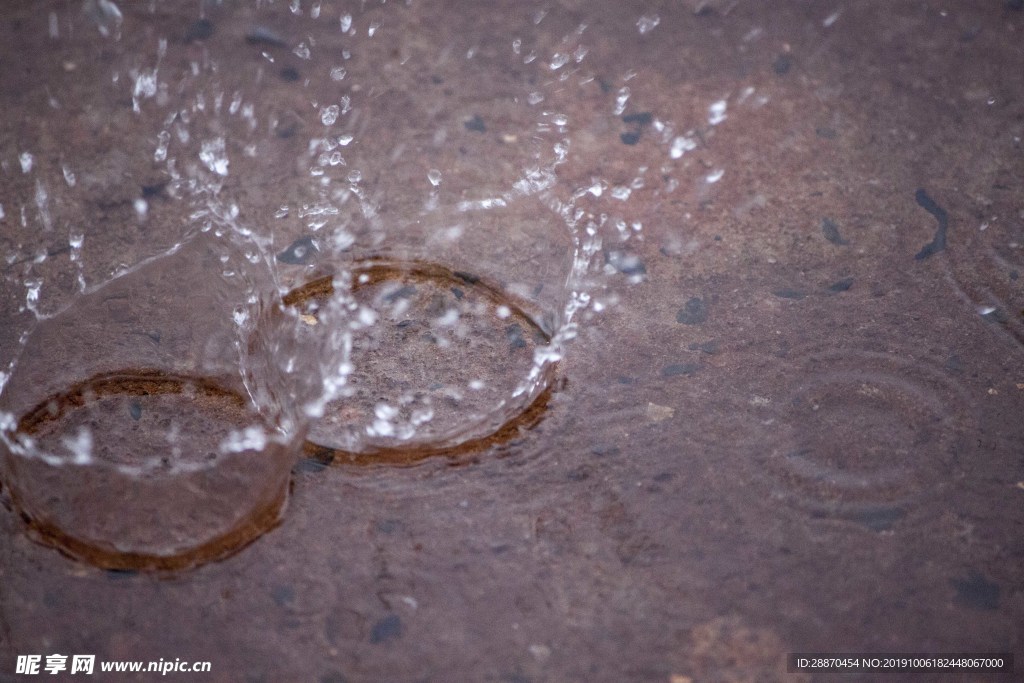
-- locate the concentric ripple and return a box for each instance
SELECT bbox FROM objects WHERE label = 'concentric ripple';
[754,350,976,528]
[942,211,1024,348]
[1,371,291,571]
[284,259,557,466]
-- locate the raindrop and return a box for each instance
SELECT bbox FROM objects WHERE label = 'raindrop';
[199,138,229,176]
[85,0,122,38]
[708,99,728,125]
[670,135,697,159]
[549,53,569,70]
[615,87,630,116]
[636,15,660,34]
[321,104,339,126]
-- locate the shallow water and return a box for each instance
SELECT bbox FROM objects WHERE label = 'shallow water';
[1,1,1023,681]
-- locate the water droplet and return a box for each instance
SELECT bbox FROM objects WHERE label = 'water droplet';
[321,104,339,126]
[637,14,660,34]
[670,135,697,159]
[708,99,728,125]
[199,138,229,176]
[615,87,630,116]
[427,169,442,186]
[549,52,569,70]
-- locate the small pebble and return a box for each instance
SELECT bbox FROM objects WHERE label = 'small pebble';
[828,277,854,293]
[370,614,402,643]
[184,18,214,43]
[773,54,792,75]
[246,26,288,48]
[676,297,708,325]
[276,236,319,265]
[661,363,698,378]
[621,111,653,126]
[951,571,1000,610]
[821,218,848,245]
[464,115,486,133]
[772,288,806,300]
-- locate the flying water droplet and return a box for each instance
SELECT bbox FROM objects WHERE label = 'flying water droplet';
[670,135,697,159]
[199,138,229,176]
[708,99,728,125]
[549,53,569,70]
[321,104,339,126]
[636,15,660,34]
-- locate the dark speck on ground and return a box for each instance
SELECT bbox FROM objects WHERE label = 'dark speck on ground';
[370,614,403,643]
[676,297,709,325]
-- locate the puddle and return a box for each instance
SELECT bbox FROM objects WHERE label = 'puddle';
[285,259,556,465]
[752,349,976,528]
[5,371,289,571]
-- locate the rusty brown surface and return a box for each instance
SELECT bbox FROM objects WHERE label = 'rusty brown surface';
[1,1,1022,681]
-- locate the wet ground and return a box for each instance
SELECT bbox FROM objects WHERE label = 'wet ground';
[1,1,1023,681]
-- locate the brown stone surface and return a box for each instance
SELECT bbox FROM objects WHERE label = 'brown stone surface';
[1,1,1022,681]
